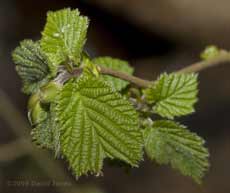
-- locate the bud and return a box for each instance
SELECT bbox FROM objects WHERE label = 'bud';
[83,56,100,77]
[39,81,62,103]
[28,102,47,126]
[28,92,40,110]
[201,45,219,60]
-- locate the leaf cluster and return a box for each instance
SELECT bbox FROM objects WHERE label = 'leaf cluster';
[12,8,209,183]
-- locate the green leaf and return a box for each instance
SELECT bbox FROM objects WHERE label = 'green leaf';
[41,8,89,74]
[92,57,134,91]
[54,75,143,177]
[31,104,61,156]
[31,112,54,149]
[12,40,50,94]
[144,73,198,119]
[143,120,209,183]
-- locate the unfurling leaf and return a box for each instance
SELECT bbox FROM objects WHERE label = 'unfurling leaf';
[41,8,89,74]
[201,45,220,60]
[143,120,209,183]
[144,73,198,119]
[31,112,54,149]
[31,104,61,156]
[93,57,134,91]
[12,40,50,94]
[54,75,143,177]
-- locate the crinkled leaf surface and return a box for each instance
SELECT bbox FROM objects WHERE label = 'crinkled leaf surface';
[41,8,89,74]
[55,75,143,177]
[31,112,54,149]
[143,120,209,183]
[144,73,198,119]
[31,104,61,156]
[12,40,50,94]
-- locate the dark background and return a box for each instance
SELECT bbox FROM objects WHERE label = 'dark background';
[0,0,230,193]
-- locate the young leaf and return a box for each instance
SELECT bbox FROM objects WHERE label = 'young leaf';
[41,8,89,74]
[54,75,143,177]
[12,40,50,94]
[144,73,198,119]
[92,57,134,91]
[31,113,54,149]
[31,104,61,156]
[143,120,209,183]
[201,45,220,60]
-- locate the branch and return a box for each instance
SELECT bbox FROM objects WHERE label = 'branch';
[176,50,230,73]
[99,67,152,88]
[68,51,230,88]
[71,67,151,88]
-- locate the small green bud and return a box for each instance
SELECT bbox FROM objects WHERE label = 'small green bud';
[142,87,155,104]
[201,45,219,60]
[39,81,62,103]
[28,92,40,110]
[83,56,100,77]
[28,102,47,125]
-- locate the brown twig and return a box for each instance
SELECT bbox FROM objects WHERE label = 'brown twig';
[69,51,230,88]
[71,67,151,88]
[99,66,152,88]
[177,50,230,73]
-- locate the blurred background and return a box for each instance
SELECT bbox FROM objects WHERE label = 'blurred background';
[0,0,230,193]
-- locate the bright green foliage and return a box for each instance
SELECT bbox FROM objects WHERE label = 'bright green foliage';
[92,57,134,91]
[54,75,143,177]
[41,8,89,74]
[12,8,211,183]
[144,73,198,119]
[31,103,61,156]
[143,120,209,183]
[201,45,220,60]
[31,112,54,149]
[12,40,50,94]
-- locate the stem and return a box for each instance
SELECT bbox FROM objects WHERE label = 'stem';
[99,67,152,88]
[69,51,230,88]
[177,50,230,73]
[71,67,151,88]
